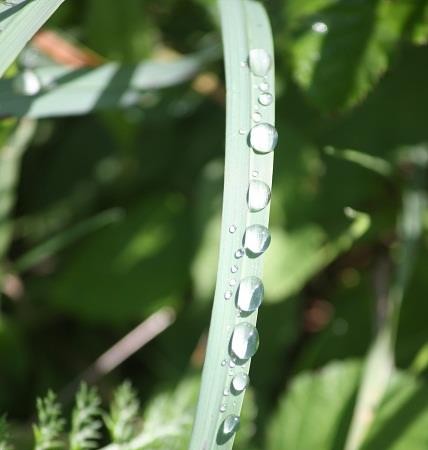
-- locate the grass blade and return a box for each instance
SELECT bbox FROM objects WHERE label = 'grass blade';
[0,0,66,78]
[0,48,218,118]
[345,173,426,450]
[190,1,275,449]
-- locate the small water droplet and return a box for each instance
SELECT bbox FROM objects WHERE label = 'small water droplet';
[224,290,233,300]
[229,360,236,368]
[223,388,230,396]
[252,170,259,178]
[244,224,271,256]
[248,180,271,212]
[252,111,262,123]
[249,123,278,154]
[229,225,237,233]
[240,60,248,68]
[236,276,264,313]
[220,404,227,412]
[221,359,227,367]
[258,92,273,106]
[249,49,272,77]
[231,373,250,393]
[259,81,269,92]
[13,70,42,96]
[231,265,238,273]
[235,249,244,259]
[229,279,237,286]
[312,22,328,33]
[239,128,246,135]
[222,415,240,435]
[230,322,259,360]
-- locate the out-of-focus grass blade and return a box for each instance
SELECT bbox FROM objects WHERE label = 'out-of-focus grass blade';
[0,0,66,78]
[0,119,36,265]
[324,146,393,178]
[0,49,218,118]
[345,182,426,450]
[13,208,124,273]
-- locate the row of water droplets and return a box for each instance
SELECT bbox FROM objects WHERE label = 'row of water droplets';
[218,47,277,441]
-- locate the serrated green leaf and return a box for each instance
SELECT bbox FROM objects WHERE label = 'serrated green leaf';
[285,0,416,111]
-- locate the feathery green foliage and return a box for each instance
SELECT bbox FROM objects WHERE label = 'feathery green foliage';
[69,384,102,450]
[33,391,65,450]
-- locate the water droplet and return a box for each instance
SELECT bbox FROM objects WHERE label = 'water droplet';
[224,290,233,300]
[235,249,244,259]
[249,49,272,77]
[221,359,227,367]
[249,123,278,154]
[223,388,230,396]
[259,81,269,92]
[312,22,328,33]
[229,360,236,368]
[222,415,240,435]
[231,373,250,393]
[236,276,264,313]
[252,170,259,178]
[252,111,262,123]
[231,265,238,273]
[220,404,227,412]
[13,70,42,96]
[230,322,259,360]
[258,92,273,106]
[247,180,271,212]
[239,128,246,135]
[240,61,248,68]
[229,279,237,286]
[244,224,271,256]
[229,225,237,233]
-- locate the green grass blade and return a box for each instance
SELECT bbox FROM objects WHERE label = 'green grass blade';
[190,1,275,449]
[0,0,66,78]
[0,48,218,118]
[345,184,426,450]
[13,208,123,273]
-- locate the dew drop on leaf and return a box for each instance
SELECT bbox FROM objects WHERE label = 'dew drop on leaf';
[249,123,278,153]
[230,322,259,360]
[231,373,250,394]
[236,276,264,313]
[247,179,271,212]
[249,48,272,76]
[243,224,271,255]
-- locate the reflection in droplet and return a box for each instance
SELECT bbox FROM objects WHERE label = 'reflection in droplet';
[230,322,259,360]
[231,373,250,394]
[259,81,269,92]
[249,123,278,154]
[249,49,272,77]
[247,180,271,212]
[312,22,328,33]
[252,111,262,123]
[236,276,264,313]
[222,415,240,435]
[258,92,273,106]
[244,224,271,256]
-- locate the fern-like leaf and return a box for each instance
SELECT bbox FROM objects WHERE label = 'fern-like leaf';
[69,384,102,450]
[104,381,140,444]
[33,391,65,450]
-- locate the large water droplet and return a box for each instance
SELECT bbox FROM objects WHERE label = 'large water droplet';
[258,92,273,106]
[236,276,264,313]
[243,224,271,256]
[247,180,271,212]
[13,70,42,96]
[249,123,278,154]
[222,415,240,435]
[231,373,250,394]
[230,322,259,360]
[249,49,272,77]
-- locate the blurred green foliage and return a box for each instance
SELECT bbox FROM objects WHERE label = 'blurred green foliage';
[0,0,428,448]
